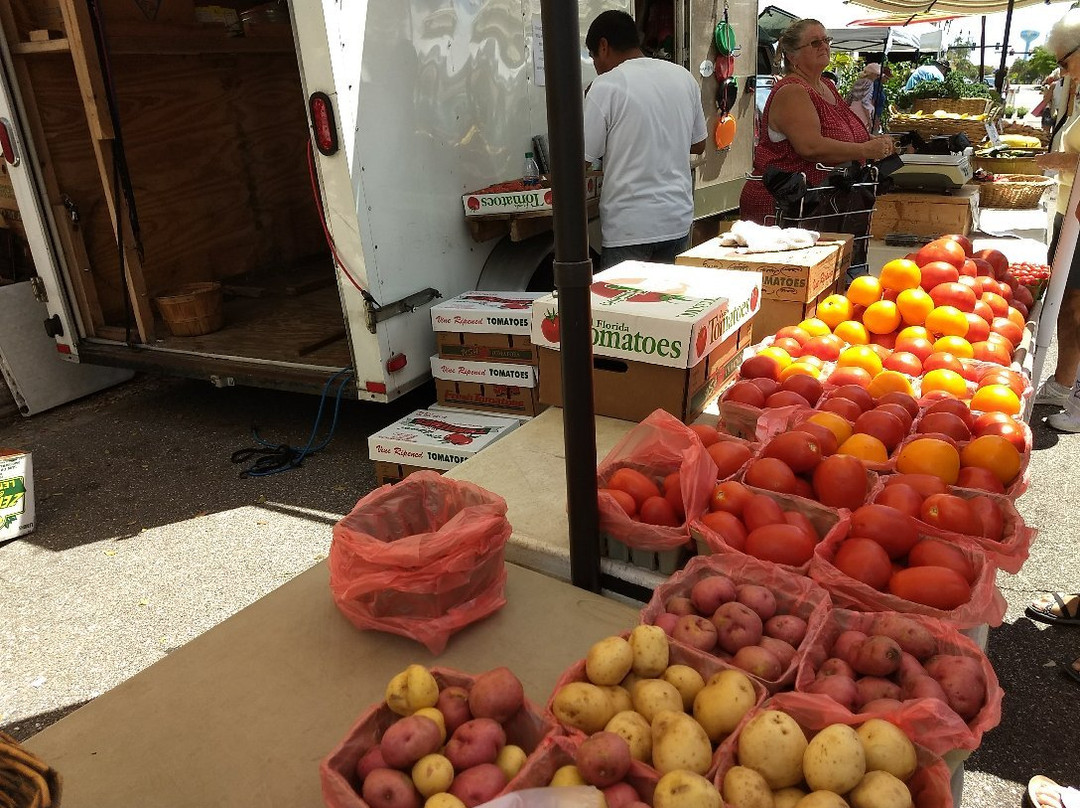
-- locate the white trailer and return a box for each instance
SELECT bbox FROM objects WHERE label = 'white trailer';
[0,0,756,411]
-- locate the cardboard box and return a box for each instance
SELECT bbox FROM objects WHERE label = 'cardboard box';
[427,402,531,425]
[430,355,537,387]
[367,409,520,471]
[749,284,836,343]
[373,461,434,486]
[434,379,544,417]
[675,235,848,304]
[430,292,543,335]
[462,175,600,216]
[538,322,753,423]
[871,189,976,239]
[0,449,34,542]
[434,331,536,364]
[530,261,762,370]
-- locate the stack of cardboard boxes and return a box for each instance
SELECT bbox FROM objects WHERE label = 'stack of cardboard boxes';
[0,448,34,543]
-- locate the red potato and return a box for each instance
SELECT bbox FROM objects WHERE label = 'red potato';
[711,601,764,654]
[436,686,473,736]
[925,655,987,720]
[861,698,904,713]
[896,651,927,683]
[469,667,525,723]
[832,630,868,666]
[855,676,902,708]
[654,613,679,636]
[871,615,937,661]
[577,732,632,788]
[852,635,903,677]
[805,674,859,711]
[445,718,506,770]
[819,657,856,679]
[764,614,809,647]
[733,645,783,680]
[760,636,798,669]
[901,674,950,703]
[690,575,737,615]
[673,615,718,653]
[449,764,508,807]
[736,584,778,621]
[603,783,642,808]
[363,769,421,808]
[380,714,443,769]
[664,596,696,616]
[355,745,388,781]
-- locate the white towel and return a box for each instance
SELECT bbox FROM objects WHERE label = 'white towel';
[719,219,820,253]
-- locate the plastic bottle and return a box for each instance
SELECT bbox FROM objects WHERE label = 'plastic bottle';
[523,152,540,186]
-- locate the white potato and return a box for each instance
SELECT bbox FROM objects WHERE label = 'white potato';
[605,710,653,764]
[848,770,913,808]
[599,684,634,714]
[737,710,808,789]
[652,710,713,775]
[551,681,614,734]
[856,720,917,781]
[629,625,669,677]
[803,724,866,794]
[656,770,723,808]
[662,664,706,710]
[774,786,809,808]
[694,671,757,743]
[722,765,774,808]
[632,678,685,723]
[385,664,439,716]
[586,636,635,686]
[794,791,850,808]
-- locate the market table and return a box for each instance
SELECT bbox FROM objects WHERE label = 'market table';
[22,563,638,808]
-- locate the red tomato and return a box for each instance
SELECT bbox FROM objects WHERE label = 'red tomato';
[959,258,978,277]
[709,480,754,516]
[887,473,948,498]
[663,472,686,520]
[724,381,767,407]
[743,493,786,531]
[748,378,780,397]
[874,402,914,432]
[991,317,1024,347]
[803,335,844,362]
[781,374,824,406]
[834,537,894,590]
[922,352,964,375]
[699,510,748,551]
[783,509,819,541]
[916,238,967,270]
[793,476,816,500]
[919,260,960,290]
[942,233,973,256]
[812,455,869,510]
[972,340,1012,366]
[875,483,924,519]
[849,504,920,559]
[917,412,971,442]
[818,396,865,422]
[689,424,720,447]
[746,524,817,566]
[973,415,1027,453]
[888,566,972,610]
[883,351,923,376]
[708,441,752,478]
[764,432,824,474]
[894,336,934,363]
[775,326,812,345]
[608,468,661,508]
[963,313,991,343]
[907,538,977,583]
[772,337,804,357]
[827,367,874,388]
[744,457,798,494]
[971,257,995,277]
[830,384,875,412]
[853,409,907,452]
[741,354,782,381]
[765,390,812,409]
[639,495,680,527]
[980,292,1009,319]
[955,466,1007,495]
[973,248,1009,277]
[969,495,1005,541]
[924,397,975,429]
[876,391,920,420]
[920,493,981,535]
[599,488,636,517]
[797,421,840,456]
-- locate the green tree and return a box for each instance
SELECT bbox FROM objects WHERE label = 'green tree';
[1009,46,1057,83]
[948,36,982,81]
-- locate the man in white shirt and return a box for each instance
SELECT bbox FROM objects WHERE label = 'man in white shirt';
[583,10,707,269]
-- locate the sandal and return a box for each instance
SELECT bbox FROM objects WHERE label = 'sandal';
[1065,657,1080,685]
[1027,775,1080,808]
[1026,593,1080,626]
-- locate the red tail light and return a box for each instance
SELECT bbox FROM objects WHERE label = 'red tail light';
[365,381,387,394]
[0,118,18,166]
[308,92,338,156]
[386,353,408,373]
[56,343,72,354]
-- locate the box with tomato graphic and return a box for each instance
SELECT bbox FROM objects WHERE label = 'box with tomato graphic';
[431,291,545,365]
[0,448,34,541]
[367,409,522,472]
[460,175,600,217]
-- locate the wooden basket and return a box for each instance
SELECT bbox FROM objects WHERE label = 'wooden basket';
[977,174,1054,209]
[999,120,1052,146]
[0,730,62,808]
[971,153,1040,175]
[912,97,993,116]
[154,281,224,336]
[888,112,994,143]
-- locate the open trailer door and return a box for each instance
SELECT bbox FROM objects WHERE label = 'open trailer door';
[0,45,131,415]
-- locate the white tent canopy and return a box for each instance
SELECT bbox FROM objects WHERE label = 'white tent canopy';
[826,26,943,53]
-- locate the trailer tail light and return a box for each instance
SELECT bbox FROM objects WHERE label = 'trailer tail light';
[55,343,71,355]
[386,353,407,373]
[365,381,387,394]
[308,92,338,156]
[0,118,19,166]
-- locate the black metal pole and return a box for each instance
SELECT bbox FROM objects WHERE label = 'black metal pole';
[996,0,1016,95]
[539,0,600,592]
[979,17,986,83]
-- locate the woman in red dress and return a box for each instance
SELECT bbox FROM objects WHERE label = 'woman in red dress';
[740,19,896,224]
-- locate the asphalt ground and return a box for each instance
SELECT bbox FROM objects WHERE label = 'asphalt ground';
[1,351,1078,808]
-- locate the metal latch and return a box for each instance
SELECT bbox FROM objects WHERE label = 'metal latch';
[30,276,47,302]
[43,314,63,338]
[364,287,441,333]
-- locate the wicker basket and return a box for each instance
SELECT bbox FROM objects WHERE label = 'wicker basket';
[977,174,1054,209]
[0,730,61,808]
[154,281,224,336]
[888,111,995,143]
[912,97,993,116]
[971,150,1041,175]
[999,121,1052,146]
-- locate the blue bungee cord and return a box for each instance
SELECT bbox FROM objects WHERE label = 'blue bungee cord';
[231,366,355,477]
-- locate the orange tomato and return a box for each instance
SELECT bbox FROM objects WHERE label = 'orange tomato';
[970,384,1021,416]
[960,435,1022,485]
[895,336,934,363]
[808,411,855,445]
[837,345,884,378]
[991,317,1024,347]
[921,368,968,398]
[979,368,1027,398]
[898,325,931,343]
[798,317,832,337]
[817,294,855,329]
[896,437,962,485]
[833,320,870,345]
[1006,306,1027,329]
[896,288,935,326]
[837,433,889,463]
[924,305,969,338]
[933,335,974,360]
[880,259,921,292]
[868,330,899,350]
[758,346,792,369]
[971,340,1012,366]
[923,352,964,374]
[779,362,821,381]
[883,351,924,376]
[863,300,902,334]
[828,366,874,388]
[866,370,915,399]
[847,275,883,307]
[795,355,826,370]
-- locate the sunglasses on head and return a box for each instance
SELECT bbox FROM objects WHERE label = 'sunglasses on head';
[1059,44,1080,69]
[794,36,833,51]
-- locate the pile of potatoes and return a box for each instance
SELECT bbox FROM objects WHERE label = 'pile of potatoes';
[550,627,758,779]
[651,573,811,684]
[803,614,988,721]
[722,711,919,808]
[353,664,535,808]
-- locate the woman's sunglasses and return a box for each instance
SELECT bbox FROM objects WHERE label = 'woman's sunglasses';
[794,36,833,51]
[1058,44,1080,69]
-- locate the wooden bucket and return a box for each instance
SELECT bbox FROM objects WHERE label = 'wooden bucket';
[154,281,224,336]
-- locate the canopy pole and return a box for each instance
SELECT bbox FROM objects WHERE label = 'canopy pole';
[996,0,1016,94]
[538,0,600,592]
[979,16,986,82]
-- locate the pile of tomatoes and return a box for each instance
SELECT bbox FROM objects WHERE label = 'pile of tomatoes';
[1008,262,1051,301]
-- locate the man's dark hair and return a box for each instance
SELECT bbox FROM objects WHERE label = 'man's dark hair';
[586,10,640,55]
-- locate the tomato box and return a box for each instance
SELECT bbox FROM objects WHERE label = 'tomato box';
[0,448,34,542]
[372,461,433,486]
[431,291,545,365]
[429,355,537,387]
[366,409,521,471]
[430,354,544,416]
[461,174,600,216]
[530,261,762,370]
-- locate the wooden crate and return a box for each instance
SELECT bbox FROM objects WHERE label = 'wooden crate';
[870,189,976,239]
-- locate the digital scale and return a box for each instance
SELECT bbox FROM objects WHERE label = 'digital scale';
[889,153,974,193]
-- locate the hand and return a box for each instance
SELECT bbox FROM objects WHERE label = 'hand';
[865,136,894,161]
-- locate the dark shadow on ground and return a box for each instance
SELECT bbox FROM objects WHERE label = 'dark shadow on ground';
[1030,404,1063,451]
[2,700,91,742]
[964,616,1080,789]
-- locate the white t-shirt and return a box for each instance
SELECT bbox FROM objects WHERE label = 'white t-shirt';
[1055,113,1080,215]
[584,58,707,247]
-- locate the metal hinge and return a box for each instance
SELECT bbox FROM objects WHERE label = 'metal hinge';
[364,287,441,333]
[30,276,47,302]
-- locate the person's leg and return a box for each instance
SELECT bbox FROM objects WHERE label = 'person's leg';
[1036,213,1076,405]
[1028,775,1080,808]
[1053,288,1080,388]
[645,233,691,264]
[599,243,653,270]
